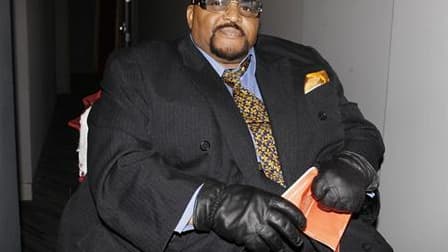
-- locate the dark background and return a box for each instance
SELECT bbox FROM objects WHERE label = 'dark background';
[1,0,190,250]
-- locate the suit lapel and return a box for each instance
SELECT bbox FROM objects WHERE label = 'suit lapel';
[256,54,320,186]
[177,38,262,184]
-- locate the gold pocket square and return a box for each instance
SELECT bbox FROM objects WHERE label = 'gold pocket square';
[304,70,330,94]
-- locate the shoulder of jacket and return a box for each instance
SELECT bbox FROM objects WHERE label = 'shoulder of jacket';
[255,34,323,65]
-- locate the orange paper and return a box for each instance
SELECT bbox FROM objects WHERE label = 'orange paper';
[282,167,351,251]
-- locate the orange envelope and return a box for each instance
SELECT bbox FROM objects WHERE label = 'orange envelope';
[282,167,351,252]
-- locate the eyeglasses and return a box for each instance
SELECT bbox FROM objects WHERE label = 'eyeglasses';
[191,0,263,18]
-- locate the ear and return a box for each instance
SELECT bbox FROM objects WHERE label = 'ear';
[186,5,194,30]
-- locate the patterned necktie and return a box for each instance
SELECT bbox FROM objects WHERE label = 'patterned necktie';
[222,57,286,187]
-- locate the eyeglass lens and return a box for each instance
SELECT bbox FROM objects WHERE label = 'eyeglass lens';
[203,0,262,17]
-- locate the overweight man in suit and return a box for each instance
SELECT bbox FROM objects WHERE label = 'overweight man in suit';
[58,0,392,251]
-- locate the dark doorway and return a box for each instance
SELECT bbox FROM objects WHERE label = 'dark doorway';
[69,0,129,95]
[135,0,189,42]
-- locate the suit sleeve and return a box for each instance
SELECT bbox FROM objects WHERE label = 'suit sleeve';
[310,48,385,170]
[86,51,205,251]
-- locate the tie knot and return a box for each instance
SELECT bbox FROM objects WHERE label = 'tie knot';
[222,56,251,88]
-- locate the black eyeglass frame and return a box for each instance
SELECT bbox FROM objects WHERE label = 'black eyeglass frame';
[191,0,263,17]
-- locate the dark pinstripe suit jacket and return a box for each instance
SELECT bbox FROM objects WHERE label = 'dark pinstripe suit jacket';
[58,35,392,252]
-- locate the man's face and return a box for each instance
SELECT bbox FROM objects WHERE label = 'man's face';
[187,2,260,67]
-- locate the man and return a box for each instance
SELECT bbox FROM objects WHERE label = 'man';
[58,0,392,251]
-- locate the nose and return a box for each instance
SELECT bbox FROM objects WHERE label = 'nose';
[223,1,242,22]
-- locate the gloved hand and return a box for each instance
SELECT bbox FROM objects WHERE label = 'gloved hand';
[193,182,306,252]
[312,156,372,213]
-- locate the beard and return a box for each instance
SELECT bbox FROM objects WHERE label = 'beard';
[210,23,250,62]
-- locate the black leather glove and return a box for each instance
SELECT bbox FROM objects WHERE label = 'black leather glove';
[312,151,378,213]
[193,182,306,252]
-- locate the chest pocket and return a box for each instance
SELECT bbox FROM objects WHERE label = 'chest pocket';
[303,81,344,158]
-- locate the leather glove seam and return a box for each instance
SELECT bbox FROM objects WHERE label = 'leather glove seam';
[207,187,227,228]
[336,150,379,191]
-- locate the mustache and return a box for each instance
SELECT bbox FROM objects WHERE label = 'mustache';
[213,23,245,36]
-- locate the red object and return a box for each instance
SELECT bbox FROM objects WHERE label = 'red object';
[78,175,86,183]
[68,90,103,131]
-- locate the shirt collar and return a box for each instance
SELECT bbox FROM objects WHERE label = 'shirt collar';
[190,35,257,78]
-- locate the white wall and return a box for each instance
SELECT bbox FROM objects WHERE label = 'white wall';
[378,1,448,250]
[301,0,394,131]
[299,0,448,250]
[260,0,303,43]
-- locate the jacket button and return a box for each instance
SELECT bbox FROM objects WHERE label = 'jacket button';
[200,141,211,151]
[318,111,328,121]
